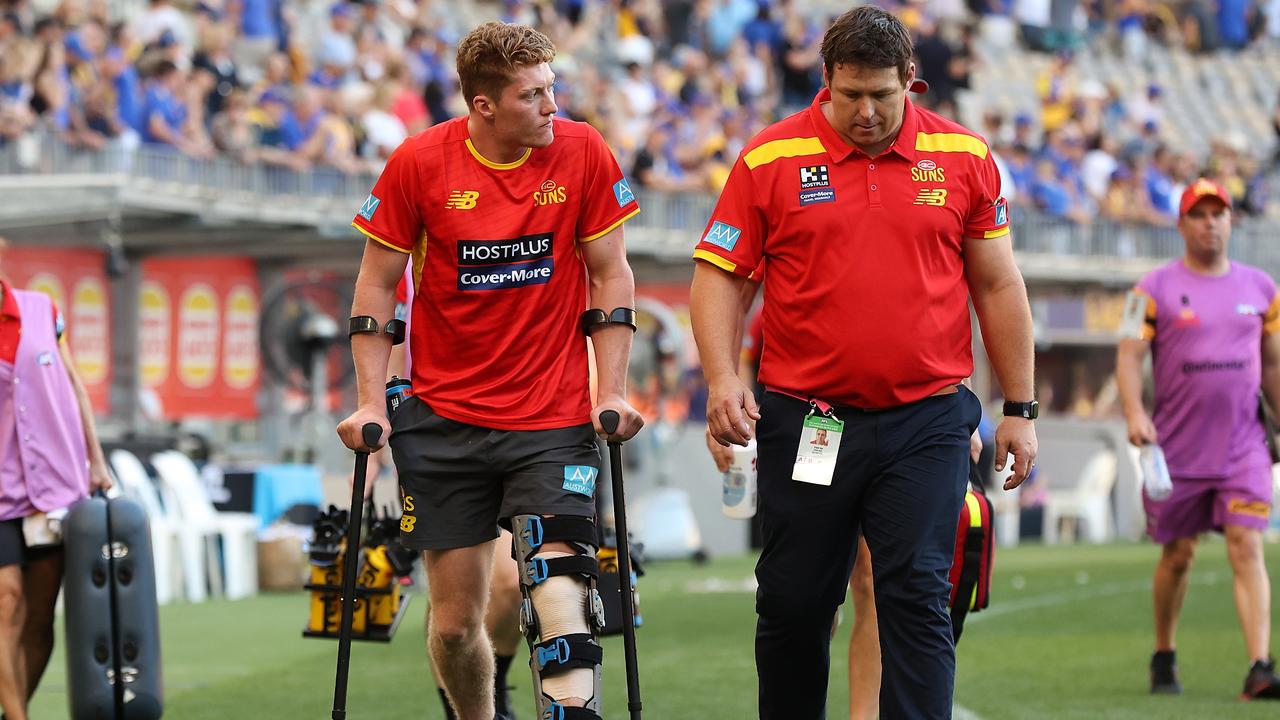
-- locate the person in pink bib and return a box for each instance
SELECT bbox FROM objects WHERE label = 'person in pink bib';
[0,237,111,720]
[1117,179,1280,701]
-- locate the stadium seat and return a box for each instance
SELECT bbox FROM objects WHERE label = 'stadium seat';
[150,451,260,600]
[1042,449,1118,545]
[108,448,184,605]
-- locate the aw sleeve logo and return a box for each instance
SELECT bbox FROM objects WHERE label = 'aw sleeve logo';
[704,221,742,251]
[358,194,380,221]
[613,178,635,207]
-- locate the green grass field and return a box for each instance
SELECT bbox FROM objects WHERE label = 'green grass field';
[28,540,1280,719]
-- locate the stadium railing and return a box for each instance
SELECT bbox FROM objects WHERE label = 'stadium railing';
[2,133,1278,277]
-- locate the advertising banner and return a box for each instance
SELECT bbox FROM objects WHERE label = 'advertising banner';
[141,257,260,419]
[3,246,111,414]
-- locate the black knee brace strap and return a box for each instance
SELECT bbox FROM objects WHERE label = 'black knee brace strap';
[516,516,598,558]
[533,633,603,674]
[526,555,599,585]
[543,704,603,720]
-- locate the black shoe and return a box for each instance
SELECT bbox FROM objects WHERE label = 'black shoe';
[1242,658,1280,700]
[1150,650,1183,694]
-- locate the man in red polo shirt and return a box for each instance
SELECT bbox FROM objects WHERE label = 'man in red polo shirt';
[336,21,643,720]
[690,7,1037,718]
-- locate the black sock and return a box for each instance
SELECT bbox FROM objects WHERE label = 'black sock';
[438,687,457,720]
[494,653,515,688]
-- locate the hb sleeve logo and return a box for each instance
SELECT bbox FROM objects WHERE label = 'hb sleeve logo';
[359,194,380,221]
[704,221,743,251]
[613,178,635,207]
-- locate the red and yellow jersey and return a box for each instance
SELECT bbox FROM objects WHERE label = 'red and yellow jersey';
[353,116,640,430]
[693,90,1008,409]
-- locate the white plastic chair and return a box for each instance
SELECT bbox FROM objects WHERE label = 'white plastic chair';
[150,451,260,600]
[108,449,184,605]
[1043,449,1118,544]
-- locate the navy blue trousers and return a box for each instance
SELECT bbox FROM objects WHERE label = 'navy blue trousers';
[754,388,980,720]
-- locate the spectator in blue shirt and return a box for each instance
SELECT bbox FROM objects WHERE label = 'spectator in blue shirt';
[140,60,213,157]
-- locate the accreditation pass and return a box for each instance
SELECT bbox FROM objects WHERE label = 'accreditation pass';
[792,414,845,486]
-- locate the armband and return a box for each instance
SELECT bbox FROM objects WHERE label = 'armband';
[349,315,379,339]
[383,318,406,345]
[579,307,637,336]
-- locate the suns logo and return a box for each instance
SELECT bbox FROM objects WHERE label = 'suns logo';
[533,179,567,206]
[910,159,947,183]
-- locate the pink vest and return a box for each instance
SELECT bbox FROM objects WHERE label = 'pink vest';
[0,289,90,520]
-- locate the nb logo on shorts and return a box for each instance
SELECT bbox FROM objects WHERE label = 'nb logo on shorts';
[913,188,948,206]
[446,190,479,210]
[400,515,417,532]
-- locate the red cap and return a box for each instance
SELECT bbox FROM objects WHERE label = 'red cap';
[1178,178,1232,217]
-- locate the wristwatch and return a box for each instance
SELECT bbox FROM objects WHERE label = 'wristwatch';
[1002,400,1039,420]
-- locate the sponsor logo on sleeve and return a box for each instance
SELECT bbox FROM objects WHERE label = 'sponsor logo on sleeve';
[456,232,555,291]
[704,221,742,251]
[563,465,599,496]
[358,194,380,221]
[613,178,635,207]
[994,198,1008,226]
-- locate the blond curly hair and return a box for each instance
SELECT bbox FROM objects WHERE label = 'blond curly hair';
[455,22,555,111]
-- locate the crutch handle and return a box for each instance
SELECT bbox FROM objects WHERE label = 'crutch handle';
[599,410,620,437]
[361,422,383,450]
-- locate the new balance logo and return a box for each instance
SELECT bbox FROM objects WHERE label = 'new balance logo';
[913,189,948,206]
[704,221,742,251]
[445,190,479,210]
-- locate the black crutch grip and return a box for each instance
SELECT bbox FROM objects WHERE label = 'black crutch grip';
[361,422,383,450]
[599,410,620,437]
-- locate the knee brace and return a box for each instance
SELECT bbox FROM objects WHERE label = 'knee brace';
[512,514,606,720]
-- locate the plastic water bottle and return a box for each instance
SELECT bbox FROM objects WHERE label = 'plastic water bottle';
[722,439,758,519]
[385,376,411,416]
[1139,443,1173,501]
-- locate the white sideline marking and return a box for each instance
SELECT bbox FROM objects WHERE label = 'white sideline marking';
[953,705,984,720]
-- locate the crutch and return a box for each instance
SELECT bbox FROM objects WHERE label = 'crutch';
[598,410,642,719]
[332,422,383,720]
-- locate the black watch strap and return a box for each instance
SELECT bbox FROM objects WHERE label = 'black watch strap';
[1002,400,1039,420]
[348,315,379,338]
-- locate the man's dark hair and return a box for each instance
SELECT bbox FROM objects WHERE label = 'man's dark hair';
[819,6,912,85]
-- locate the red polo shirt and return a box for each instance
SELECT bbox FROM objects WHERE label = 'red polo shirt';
[693,90,1009,408]
[352,116,640,429]
[0,281,63,365]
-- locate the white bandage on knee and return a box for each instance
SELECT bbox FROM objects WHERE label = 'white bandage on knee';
[529,551,593,700]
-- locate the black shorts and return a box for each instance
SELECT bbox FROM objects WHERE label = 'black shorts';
[388,396,601,551]
[0,517,58,568]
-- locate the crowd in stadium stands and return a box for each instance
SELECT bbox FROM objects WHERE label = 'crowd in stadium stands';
[0,0,1277,225]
